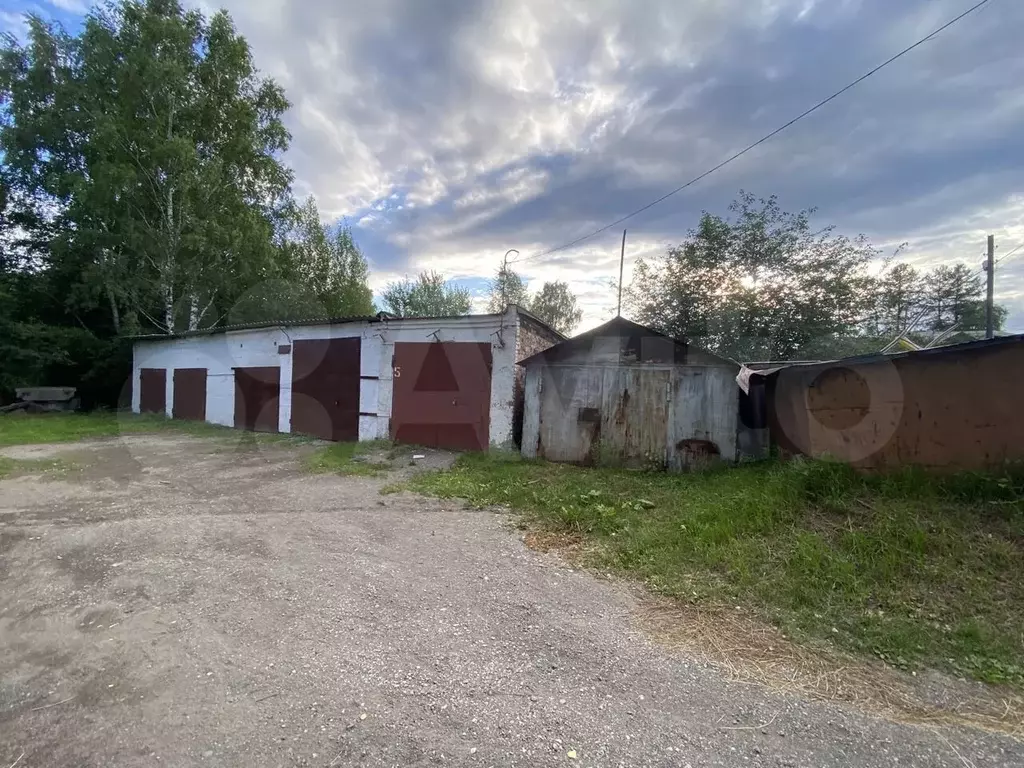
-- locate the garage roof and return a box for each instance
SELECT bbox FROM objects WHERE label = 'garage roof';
[131,305,564,341]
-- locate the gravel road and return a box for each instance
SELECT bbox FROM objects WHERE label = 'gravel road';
[0,433,1020,767]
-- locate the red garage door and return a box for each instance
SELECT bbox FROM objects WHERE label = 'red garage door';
[139,368,166,415]
[391,342,492,451]
[172,368,207,422]
[291,338,360,441]
[234,367,280,433]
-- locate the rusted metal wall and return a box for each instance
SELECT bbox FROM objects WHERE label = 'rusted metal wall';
[390,342,493,451]
[537,366,604,464]
[767,341,1024,470]
[598,368,671,468]
[139,368,166,415]
[668,366,738,470]
[172,368,207,422]
[528,362,738,469]
[233,367,280,433]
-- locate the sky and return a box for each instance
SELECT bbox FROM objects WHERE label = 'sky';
[4,0,1024,332]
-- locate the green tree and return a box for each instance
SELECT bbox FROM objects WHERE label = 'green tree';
[529,281,582,335]
[380,271,472,317]
[628,192,877,360]
[278,196,373,317]
[873,262,924,334]
[487,261,529,313]
[0,0,293,335]
[922,262,995,332]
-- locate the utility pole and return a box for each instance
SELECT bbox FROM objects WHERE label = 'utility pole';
[617,229,627,316]
[985,235,995,339]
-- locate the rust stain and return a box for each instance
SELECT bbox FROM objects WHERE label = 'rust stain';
[584,419,602,467]
[614,387,631,424]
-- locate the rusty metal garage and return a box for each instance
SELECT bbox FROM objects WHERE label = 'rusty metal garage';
[519,317,741,470]
[742,333,1024,471]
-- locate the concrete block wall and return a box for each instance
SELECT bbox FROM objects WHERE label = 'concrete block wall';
[131,306,524,446]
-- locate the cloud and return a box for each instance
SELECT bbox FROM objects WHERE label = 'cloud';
[0,10,28,35]
[14,0,1024,332]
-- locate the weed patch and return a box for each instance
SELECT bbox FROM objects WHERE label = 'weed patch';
[0,456,77,478]
[304,440,393,477]
[410,454,1024,686]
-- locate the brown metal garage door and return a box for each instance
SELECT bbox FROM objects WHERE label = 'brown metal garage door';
[139,368,166,415]
[291,338,360,441]
[391,342,492,451]
[172,368,207,422]
[234,367,280,433]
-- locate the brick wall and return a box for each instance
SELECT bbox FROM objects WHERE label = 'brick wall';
[511,313,564,446]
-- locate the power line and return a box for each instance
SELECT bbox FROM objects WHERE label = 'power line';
[517,0,994,265]
[996,240,1024,265]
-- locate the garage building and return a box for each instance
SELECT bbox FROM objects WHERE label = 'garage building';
[132,306,562,450]
[519,316,742,469]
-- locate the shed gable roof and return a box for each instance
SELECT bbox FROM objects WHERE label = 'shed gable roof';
[517,316,736,368]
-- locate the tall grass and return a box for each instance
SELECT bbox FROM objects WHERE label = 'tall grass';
[411,455,1024,685]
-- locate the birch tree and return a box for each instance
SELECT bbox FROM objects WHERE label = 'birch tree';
[0,0,292,334]
[529,281,582,334]
[381,271,472,317]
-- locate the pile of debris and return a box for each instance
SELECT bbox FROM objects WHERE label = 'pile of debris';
[1,387,80,414]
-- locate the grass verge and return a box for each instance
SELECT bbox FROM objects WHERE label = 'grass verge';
[0,411,232,445]
[0,411,319,448]
[303,440,393,476]
[410,453,1024,687]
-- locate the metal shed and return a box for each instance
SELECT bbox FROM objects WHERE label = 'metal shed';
[519,317,741,470]
[740,332,1024,471]
[130,306,562,450]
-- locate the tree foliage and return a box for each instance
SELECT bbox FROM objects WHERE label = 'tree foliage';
[529,281,583,335]
[485,262,584,334]
[0,1,377,402]
[629,192,1008,360]
[0,1,294,335]
[629,193,877,360]
[380,271,472,317]
[487,260,530,313]
[275,196,373,318]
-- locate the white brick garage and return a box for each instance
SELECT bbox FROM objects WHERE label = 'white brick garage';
[131,307,562,448]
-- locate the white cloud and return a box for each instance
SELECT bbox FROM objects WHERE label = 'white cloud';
[0,11,28,35]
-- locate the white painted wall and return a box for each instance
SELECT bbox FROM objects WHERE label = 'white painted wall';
[131,306,522,446]
[134,327,289,425]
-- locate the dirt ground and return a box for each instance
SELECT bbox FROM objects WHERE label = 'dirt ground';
[0,433,1022,767]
